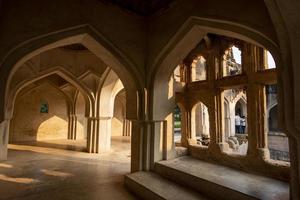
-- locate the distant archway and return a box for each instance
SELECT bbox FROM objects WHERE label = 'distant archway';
[191,101,210,146]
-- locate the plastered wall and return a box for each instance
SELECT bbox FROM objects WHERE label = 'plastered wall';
[10,82,68,142]
[112,90,126,136]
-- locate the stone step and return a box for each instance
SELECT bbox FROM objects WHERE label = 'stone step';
[155,156,289,200]
[125,171,209,200]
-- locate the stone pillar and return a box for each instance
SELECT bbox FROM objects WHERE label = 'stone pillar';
[185,62,192,83]
[131,120,145,172]
[150,120,167,168]
[289,135,300,200]
[85,116,114,153]
[208,100,217,150]
[86,117,100,153]
[123,119,131,136]
[229,104,236,137]
[180,109,189,147]
[179,64,186,82]
[98,116,112,153]
[243,44,267,156]
[215,90,224,144]
[68,114,77,140]
[247,84,267,156]
[0,119,10,160]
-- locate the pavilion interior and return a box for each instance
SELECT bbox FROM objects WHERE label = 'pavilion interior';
[0,0,299,199]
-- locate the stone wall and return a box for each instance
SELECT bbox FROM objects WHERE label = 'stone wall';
[10,82,68,142]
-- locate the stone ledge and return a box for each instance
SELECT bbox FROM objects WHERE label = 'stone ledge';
[155,156,289,200]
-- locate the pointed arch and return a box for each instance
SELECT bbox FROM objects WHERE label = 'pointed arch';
[6,67,93,120]
[0,25,142,122]
[151,17,280,121]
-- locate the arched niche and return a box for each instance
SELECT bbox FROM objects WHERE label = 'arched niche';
[7,68,93,120]
[9,81,70,143]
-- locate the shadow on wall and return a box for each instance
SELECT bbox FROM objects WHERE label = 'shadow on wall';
[112,90,126,137]
[9,82,69,143]
[75,92,86,140]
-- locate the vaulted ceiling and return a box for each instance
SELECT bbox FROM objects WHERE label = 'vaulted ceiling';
[98,0,175,16]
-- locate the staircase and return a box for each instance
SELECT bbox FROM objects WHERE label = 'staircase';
[125,156,289,200]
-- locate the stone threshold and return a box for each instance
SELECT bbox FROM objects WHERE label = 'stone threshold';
[125,171,208,200]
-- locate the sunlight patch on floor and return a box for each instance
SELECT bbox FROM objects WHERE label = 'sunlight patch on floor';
[0,163,13,168]
[0,174,40,184]
[41,169,73,177]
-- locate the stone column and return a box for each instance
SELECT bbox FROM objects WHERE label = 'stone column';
[180,108,189,147]
[68,114,77,140]
[215,90,224,144]
[185,62,192,83]
[123,119,131,136]
[229,104,236,137]
[131,120,145,172]
[209,52,224,151]
[98,116,112,153]
[179,64,186,82]
[208,99,218,151]
[86,117,100,153]
[0,119,10,160]
[243,44,267,156]
[150,120,167,168]
[246,84,267,156]
[85,116,115,154]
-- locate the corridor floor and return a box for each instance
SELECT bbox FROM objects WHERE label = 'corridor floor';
[0,137,136,200]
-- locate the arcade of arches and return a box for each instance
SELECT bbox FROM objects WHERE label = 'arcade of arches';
[8,45,130,153]
[0,1,300,200]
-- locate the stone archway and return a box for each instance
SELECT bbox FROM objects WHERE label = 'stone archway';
[0,27,143,172]
[150,18,281,167]
[95,69,125,153]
